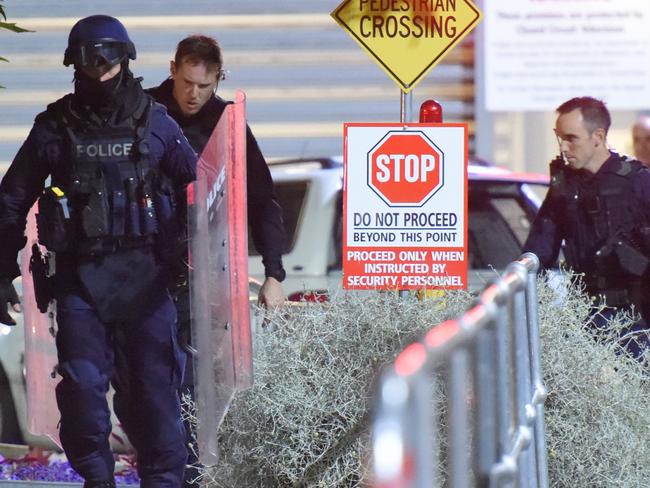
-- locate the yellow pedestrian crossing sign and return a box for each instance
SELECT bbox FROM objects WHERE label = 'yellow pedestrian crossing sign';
[331,0,482,93]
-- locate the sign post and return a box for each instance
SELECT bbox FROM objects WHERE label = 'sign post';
[332,0,480,292]
[343,123,468,291]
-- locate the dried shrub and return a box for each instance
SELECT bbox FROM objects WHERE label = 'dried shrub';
[185,274,650,487]
[191,289,470,487]
[537,272,650,487]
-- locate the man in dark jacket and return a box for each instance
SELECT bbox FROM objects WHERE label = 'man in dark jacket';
[147,35,287,487]
[524,96,650,358]
[147,35,287,307]
[0,16,198,488]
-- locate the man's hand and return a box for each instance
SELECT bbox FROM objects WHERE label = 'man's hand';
[0,279,21,326]
[258,277,285,309]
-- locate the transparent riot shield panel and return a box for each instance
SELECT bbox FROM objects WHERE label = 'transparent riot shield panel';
[21,204,61,447]
[188,90,252,466]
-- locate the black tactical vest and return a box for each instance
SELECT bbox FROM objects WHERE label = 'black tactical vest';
[41,92,162,256]
[550,154,650,294]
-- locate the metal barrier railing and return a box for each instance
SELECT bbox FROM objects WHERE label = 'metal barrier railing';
[371,253,548,488]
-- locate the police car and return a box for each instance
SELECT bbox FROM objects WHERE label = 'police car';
[0,156,549,446]
[248,156,550,300]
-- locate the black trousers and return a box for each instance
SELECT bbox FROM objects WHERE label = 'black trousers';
[55,283,188,488]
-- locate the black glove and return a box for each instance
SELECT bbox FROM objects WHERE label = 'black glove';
[0,279,20,326]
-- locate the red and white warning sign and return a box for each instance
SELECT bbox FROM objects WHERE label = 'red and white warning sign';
[343,123,468,290]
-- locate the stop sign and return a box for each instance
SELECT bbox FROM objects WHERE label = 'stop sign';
[367,131,444,206]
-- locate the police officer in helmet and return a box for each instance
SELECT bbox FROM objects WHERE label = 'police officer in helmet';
[0,15,197,488]
[524,96,650,358]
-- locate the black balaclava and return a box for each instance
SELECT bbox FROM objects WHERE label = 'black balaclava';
[74,62,143,117]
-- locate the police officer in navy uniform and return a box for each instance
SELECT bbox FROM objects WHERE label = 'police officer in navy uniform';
[146,35,286,487]
[0,16,197,488]
[524,96,650,358]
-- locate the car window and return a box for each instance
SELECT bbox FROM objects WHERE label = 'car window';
[525,182,549,203]
[248,180,309,256]
[468,182,537,269]
[490,198,531,245]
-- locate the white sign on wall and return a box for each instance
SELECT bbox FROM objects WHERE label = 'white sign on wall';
[484,0,650,111]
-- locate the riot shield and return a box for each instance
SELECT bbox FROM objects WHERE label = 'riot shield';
[21,204,61,447]
[22,206,141,453]
[188,90,252,466]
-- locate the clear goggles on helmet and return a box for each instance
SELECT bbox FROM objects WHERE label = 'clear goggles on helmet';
[64,40,132,68]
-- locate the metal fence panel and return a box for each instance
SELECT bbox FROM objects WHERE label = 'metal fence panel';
[371,253,548,488]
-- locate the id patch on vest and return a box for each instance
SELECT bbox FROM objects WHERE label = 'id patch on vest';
[75,138,134,161]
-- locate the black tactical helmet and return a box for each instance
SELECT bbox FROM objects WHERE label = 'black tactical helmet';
[63,15,136,68]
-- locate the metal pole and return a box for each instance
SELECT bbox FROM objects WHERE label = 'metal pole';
[525,263,549,488]
[412,372,435,488]
[492,301,515,487]
[401,89,413,123]
[398,88,413,300]
[513,289,533,487]
[447,348,471,488]
[473,325,498,486]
